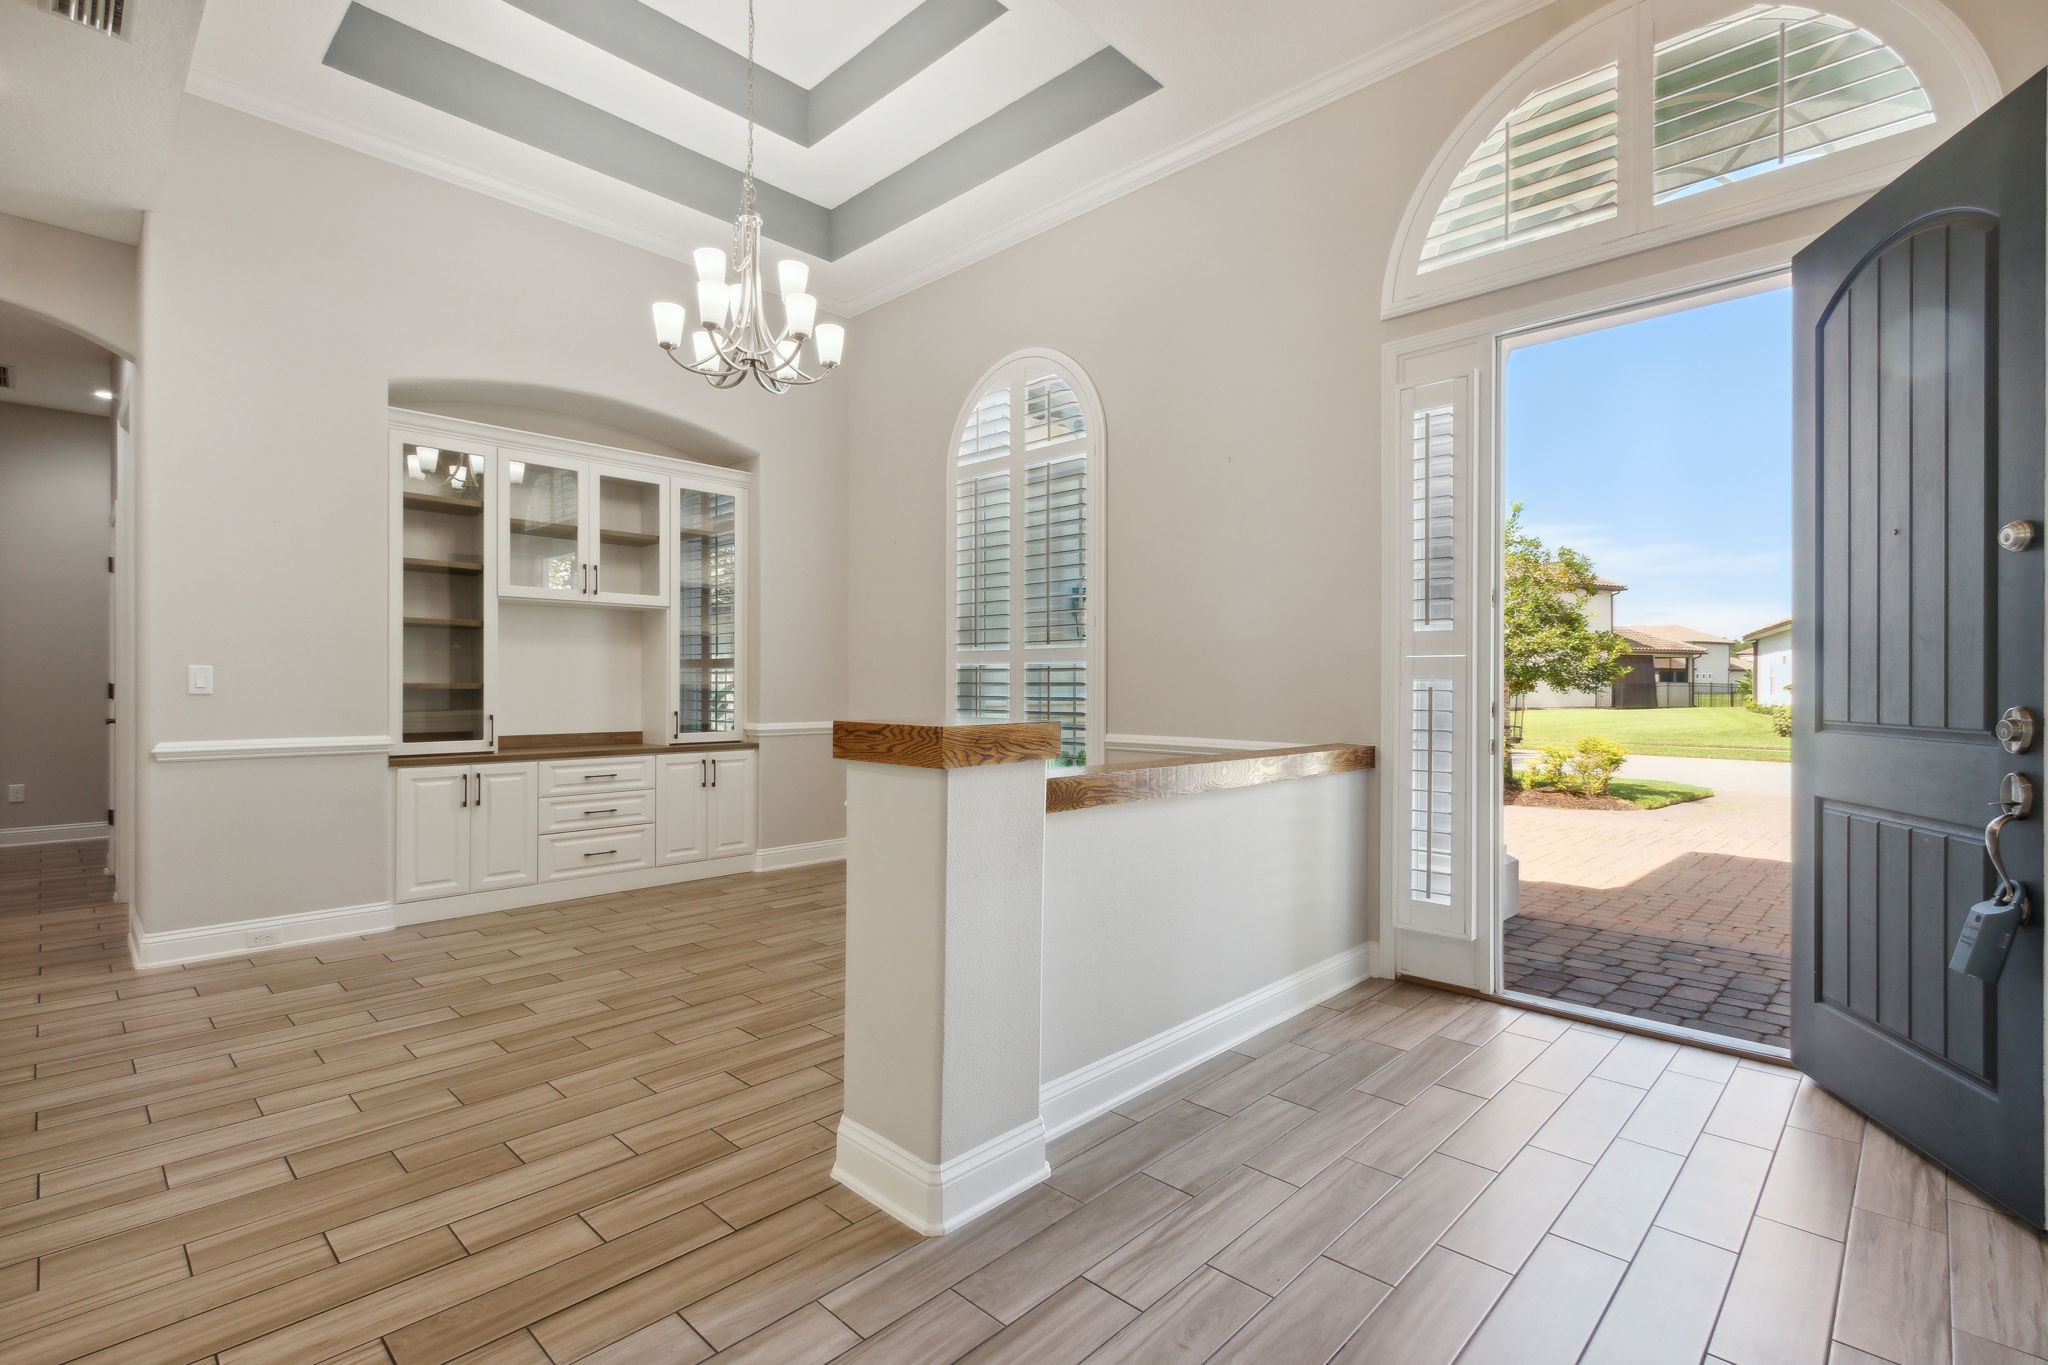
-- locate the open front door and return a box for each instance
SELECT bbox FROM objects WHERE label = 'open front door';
[1793,71,2046,1226]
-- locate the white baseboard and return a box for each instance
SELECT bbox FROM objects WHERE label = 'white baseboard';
[832,1115,1049,1236]
[132,848,822,966]
[1040,943,1380,1138]
[0,821,111,847]
[130,900,395,968]
[1104,734,1302,756]
[754,839,846,871]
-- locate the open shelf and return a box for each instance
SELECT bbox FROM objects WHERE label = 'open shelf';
[678,526,735,539]
[598,527,661,548]
[403,491,484,517]
[403,681,484,691]
[404,617,484,629]
[403,557,484,576]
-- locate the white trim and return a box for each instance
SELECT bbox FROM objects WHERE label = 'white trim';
[832,1115,1049,1236]
[386,409,751,491]
[150,736,395,763]
[1381,0,2000,320]
[753,839,845,871]
[744,722,833,738]
[391,854,758,924]
[0,821,111,847]
[1039,943,1379,1138]
[1104,734,1302,755]
[129,900,395,968]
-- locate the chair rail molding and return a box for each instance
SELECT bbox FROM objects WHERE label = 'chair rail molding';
[0,821,112,847]
[151,736,397,762]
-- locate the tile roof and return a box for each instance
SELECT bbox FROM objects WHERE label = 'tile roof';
[1632,623,1739,647]
[1743,616,1793,641]
[1614,624,1706,655]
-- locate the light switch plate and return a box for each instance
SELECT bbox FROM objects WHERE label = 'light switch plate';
[188,665,214,695]
[6,784,22,804]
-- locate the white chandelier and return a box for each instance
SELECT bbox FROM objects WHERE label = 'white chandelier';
[651,0,843,393]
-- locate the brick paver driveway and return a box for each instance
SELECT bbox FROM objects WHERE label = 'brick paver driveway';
[1504,784,1792,1046]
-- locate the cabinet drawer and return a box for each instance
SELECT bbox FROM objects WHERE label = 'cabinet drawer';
[538,756,654,795]
[540,790,654,834]
[540,826,655,881]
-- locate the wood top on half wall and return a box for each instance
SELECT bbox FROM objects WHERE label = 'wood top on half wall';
[831,719,1062,769]
[1044,744,1376,813]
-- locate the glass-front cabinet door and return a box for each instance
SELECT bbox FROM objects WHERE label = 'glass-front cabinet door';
[592,470,667,606]
[395,434,494,752]
[672,481,742,740]
[500,455,585,600]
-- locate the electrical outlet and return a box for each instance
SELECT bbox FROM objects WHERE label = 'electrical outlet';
[5,784,23,804]
[188,665,214,695]
[249,929,280,948]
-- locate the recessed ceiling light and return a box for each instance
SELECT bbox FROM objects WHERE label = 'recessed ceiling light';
[93,389,113,400]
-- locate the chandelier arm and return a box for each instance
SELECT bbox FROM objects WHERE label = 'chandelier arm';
[661,345,736,379]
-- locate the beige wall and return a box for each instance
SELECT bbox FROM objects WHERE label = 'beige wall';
[845,0,2043,739]
[0,212,138,357]
[132,97,848,933]
[0,403,111,831]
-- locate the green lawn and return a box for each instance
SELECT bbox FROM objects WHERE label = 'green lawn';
[1515,706,1791,761]
[1518,775,1716,809]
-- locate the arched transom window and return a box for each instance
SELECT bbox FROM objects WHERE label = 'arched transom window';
[950,353,1103,765]
[1390,0,1989,315]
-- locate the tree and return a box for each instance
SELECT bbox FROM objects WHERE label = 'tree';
[1503,505,1630,706]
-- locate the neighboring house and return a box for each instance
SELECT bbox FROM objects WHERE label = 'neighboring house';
[1521,576,1627,709]
[1747,616,1794,705]
[1611,625,1707,708]
[1632,624,1742,692]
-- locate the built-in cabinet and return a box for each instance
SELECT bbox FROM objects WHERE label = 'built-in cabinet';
[394,762,540,903]
[391,411,751,753]
[390,410,759,915]
[656,751,758,864]
[394,749,755,906]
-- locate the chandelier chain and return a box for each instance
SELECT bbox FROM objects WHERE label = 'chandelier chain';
[738,0,757,227]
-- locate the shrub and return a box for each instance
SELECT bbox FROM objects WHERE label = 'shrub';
[1766,704,1792,738]
[1530,736,1630,796]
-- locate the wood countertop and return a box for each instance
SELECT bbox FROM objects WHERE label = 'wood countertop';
[1044,743,1375,813]
[389,732,757,768]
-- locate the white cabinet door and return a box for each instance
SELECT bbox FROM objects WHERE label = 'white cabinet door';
[707,752,758,857]
[396,767,471,903]
[655,752,709,865]
[499,453,587,601]
[591,468,668,606]
[470,764,538,893]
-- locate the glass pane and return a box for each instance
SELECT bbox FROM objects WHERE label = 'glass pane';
[399,442,487,744]
[506,457,582,592]
[956,664,1010,721]
[1024,458,1086,645]
[956,473,1011,650]
[1024,662,1087,766]
[677,487,738,734]
[596,474,662,597]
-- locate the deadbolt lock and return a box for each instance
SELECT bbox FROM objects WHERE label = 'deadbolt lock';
[1999,520,2038,552]
[1997,707,2037,754]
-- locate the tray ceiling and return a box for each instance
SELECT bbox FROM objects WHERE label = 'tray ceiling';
[186,0,1557,312]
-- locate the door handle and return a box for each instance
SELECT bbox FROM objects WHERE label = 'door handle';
[474,770,483,809]
[1984,773,2033,905]
[460,773,468,808]
[711,761,718,789]
[1956,775,2035,983]
[582,773,618,781]
[700,759,707,788]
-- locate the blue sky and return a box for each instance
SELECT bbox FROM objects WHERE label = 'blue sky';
[1506,287,1792,642]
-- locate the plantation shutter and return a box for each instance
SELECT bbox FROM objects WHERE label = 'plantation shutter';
[1422,63,1621,272]
[950,362,1099,763]
[1393,375,1482,945]
[1653,5,1933,203]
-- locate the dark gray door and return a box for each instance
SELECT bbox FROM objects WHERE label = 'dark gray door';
[1793,70,2045,1227]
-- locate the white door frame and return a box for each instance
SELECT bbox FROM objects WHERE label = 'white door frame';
[1377,238,1804,992]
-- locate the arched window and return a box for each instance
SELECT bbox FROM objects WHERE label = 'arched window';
[1390,0,1992,315]
[949,352,1103,765]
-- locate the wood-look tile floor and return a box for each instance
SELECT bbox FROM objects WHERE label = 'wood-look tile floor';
[0,839,115,917]
[2,862,2045,1364]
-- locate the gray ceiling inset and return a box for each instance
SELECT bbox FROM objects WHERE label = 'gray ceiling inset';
[320,2,1160,262]
[500,0,1008,147]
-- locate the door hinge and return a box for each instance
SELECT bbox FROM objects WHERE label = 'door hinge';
[107,808,115,826]
[107,556,114,573]
[107,682,115,700]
